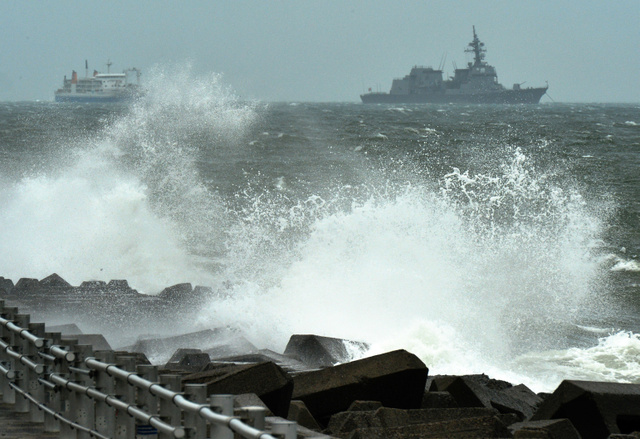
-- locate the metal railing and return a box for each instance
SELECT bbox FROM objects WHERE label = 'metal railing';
[0,300,297,439]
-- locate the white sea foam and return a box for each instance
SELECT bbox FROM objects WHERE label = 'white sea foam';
[196,148,612,392]
[0,64,257,292]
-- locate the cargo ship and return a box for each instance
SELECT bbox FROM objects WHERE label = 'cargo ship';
[54,61,142,103]
[361,27,547,104]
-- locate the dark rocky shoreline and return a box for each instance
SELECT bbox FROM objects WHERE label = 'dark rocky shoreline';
[1,273,639,438]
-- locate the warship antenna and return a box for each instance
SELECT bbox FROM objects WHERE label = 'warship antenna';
[85,60,88,77]
[106,59,112,73]
[438,53,447,71]
[465,25,486,67]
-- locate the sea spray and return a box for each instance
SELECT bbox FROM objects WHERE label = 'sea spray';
[197,147,615,392]
[0,66,258,292]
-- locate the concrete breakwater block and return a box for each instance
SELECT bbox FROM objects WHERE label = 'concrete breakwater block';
[182,361,293,418]
[62,334,112,351]
[211,348,311,374]
[346,414,513,439]
[430,374,542,420]
[292,349,428,424]
[530,380,640,439]
[125,327,247,363]
[327,406,501,436]
[46,323,83,335]
[284,334,369,368]
[509,419,581,439]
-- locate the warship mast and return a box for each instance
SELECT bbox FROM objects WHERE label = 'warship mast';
[465,25,486,67]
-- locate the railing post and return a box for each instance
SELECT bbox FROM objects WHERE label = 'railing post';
[137,364,159,438]
[270,420,297,439]
[13,313,30,413]
[73,344,95,439]
[27,321,46,423]
[114,354,136,439]
[210,394,233,439]
[235,405,266,431]
[59,338,78,439]
[158,374,182,439]
[94,350,116,437]
[43,331,63,433]
[1,306,18,404]
[184,384,207,439]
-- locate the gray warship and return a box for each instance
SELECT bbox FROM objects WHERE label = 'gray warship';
[361,27,547,104]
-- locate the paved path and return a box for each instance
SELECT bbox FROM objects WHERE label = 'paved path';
[0,403,57,439]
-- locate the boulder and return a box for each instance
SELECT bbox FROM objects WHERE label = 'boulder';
[292,349,428,425]
[430,374,541,420]
[182,361,293,418]
[530,380,640,439]
[284,334,369,368]
[510,418,581,438]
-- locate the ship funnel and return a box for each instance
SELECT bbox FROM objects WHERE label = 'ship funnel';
[71,71,78,84]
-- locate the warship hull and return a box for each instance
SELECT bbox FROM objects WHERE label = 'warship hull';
[361,87,547,104]
[362,27,548,105]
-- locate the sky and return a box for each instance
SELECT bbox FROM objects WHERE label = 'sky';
[0,0,638,103]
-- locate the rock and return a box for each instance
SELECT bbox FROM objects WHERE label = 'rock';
[182,361,293,418]
[510,419,581,438]
[530,380,640,439]
[430,374,541,420]
[292,349,428,425]
[284,334,369,368]
[288,400,322,431]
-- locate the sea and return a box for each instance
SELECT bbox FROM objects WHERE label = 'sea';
[1,71,639,393]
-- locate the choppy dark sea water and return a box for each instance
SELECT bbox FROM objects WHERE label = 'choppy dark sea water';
[1,72,639,392]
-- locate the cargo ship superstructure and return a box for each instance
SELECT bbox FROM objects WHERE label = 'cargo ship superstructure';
[54,61,141,103]
[361,27,547,104]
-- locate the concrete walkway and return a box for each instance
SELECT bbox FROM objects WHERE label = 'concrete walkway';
[0,403,57,439]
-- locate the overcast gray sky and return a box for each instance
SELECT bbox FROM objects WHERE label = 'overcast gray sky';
[1,0,638,103]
